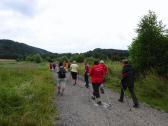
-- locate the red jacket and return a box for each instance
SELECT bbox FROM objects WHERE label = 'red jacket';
[90,65,104,84]
[99,63,108,76]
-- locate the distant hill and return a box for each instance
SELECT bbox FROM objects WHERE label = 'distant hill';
[0,39,128,60]
[0,39,51,59]
[84,48,128,60]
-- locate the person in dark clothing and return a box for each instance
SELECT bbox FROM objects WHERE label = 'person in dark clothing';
[84,62,90,88]
[57,62,67,96]
[49,63,52,71]
[52,63,56,72]
[118,59,139,108]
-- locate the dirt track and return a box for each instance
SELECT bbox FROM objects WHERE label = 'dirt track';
[54,72,168,126]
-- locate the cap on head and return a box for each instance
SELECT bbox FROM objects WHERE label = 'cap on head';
[122,59,128,64]
[100,60,104,64]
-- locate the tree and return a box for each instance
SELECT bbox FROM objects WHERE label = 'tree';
[33,54,43,63]
[57,56,68,63]
[129,11,168,77]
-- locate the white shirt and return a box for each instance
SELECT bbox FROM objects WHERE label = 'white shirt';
[70,63,79,73]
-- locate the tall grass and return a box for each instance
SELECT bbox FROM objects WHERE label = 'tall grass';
[0,61,57,126]
[78,60,168,112]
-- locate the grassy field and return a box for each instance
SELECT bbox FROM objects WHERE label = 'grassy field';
[78,60,168,112]
[0,61,57,126]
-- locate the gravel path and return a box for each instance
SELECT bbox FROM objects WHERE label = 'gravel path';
[54,72,168,126]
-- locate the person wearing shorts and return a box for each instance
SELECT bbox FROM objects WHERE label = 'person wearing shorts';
[70,61,79,85]
[57,62,67,96]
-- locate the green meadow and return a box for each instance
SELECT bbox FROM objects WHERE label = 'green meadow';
[0,61,57,126]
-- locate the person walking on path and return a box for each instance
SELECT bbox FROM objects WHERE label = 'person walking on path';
[52,63,56,72]
[84,62,90,88]
[90,60,104,105]
[49,62,52,71]
[99,60,108,94]
[57,62,67,96]
[118,59,139,108]
[70,61,79,85]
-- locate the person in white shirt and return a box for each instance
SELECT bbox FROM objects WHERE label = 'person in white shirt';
[70,60,79,85]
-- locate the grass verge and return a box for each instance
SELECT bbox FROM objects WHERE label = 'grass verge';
[0,61,57,126]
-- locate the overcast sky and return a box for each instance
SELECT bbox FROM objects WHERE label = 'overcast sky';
[0,0,168,53]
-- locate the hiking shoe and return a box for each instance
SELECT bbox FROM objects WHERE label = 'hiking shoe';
[60,92,64,96]
[97,101,102,105]
[118,99,123,102]
[85,85,89,88]
[57,92,60,96]
[133,104,139,108]
[100,87,104,94]
[91,96,96,100]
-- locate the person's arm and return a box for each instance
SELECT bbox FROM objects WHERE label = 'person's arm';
[77,65,79,74]
[122,66,128,79]
[70,64,72,70]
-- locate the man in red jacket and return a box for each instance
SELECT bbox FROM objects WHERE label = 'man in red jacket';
[99,60,108,94]
[90,60,104,105]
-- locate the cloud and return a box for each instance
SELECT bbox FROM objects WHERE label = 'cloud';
[0,0,168,53]
[0,0,37,17]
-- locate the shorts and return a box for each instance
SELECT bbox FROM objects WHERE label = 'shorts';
[71,72,77,80]
[57,78,67,88]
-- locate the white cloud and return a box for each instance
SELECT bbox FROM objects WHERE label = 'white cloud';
[0,0,168,53]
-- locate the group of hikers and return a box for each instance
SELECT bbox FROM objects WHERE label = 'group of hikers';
[50,59,139,108]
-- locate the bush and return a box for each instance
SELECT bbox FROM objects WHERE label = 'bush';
[25,54,43,63]
[33,54,43,63]
[84,57,96,65]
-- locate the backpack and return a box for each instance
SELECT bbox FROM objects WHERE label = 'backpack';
[58,67,66,78]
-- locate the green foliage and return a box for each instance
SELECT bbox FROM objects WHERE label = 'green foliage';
[135,73,168,111]
[129,11,168,78]
[46,56,53,62]
[106,61,168,112]
[57,56,69,63]
[70,54,84,63]
[32,54,43,63]
[85,48,128,61]
[0,62,57,126]
[25,54,43,63]
[25,55,33,61]
[84,57,96,65]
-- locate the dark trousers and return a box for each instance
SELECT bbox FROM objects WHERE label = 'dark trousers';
[120,80,139,105]
[84,73,89,87]
[92,83,101,98]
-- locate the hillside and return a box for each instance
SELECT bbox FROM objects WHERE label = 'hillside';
[0,39,128,60]
[84,48,128,60]
[0,39,51,59]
